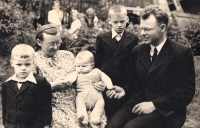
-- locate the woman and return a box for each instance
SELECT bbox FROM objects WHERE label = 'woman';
[33,24,107,128]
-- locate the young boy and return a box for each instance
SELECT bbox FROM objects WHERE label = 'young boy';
[65,51,120,128]
[95,5,139,119]
[1,44,52,128]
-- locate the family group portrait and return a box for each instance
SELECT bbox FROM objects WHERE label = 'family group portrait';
[0,0,200,127]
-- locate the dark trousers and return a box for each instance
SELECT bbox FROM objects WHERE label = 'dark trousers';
[103,92,123,120]
[106,104,166,128]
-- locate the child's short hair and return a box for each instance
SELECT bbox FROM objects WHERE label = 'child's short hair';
[11,44,35,60]
[75,50,94,63]
[108,5,127,18]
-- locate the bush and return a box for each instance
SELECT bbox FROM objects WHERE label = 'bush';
[0,0,35,56]
[182,20,200,55]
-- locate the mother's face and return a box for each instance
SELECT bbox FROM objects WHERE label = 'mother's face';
[38,32,61,57]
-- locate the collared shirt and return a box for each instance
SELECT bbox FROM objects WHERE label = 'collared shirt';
[150,37,167,58]
[6,72,37,89]
[111,28,124,40]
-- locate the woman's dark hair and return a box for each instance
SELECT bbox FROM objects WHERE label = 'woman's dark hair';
[35,25,58,51]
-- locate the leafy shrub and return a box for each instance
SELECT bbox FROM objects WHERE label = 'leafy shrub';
[182,20,200,55]
[0,0,35,56]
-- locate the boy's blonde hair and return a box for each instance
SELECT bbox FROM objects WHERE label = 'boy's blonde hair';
[11,44,35,60]
[75,50,94,63]
[108,5,127,18]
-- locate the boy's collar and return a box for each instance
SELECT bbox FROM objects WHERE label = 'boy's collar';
[111,28,124,39]
[5,72,37,84]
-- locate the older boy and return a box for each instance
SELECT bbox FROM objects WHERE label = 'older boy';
[1,44,52,128]
[95,5,139,119]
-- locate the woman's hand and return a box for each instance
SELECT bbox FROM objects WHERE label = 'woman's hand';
[94,81,106,92]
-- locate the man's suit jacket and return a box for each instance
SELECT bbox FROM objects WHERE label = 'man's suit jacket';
[1,74,52,128]
[95,30,139,94]
[126,38,195,127]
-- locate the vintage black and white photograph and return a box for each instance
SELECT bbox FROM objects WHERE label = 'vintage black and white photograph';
[0,0,199,127]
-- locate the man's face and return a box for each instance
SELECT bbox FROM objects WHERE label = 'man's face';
[139,14,162,45]
[108,14,128,34]
[39,32,62,57]
[11,56,34,80]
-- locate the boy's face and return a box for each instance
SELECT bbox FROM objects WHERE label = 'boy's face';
[108,14,129,34]
[74,58,93,75]
[10,56,34,80]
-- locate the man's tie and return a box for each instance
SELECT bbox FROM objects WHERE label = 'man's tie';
[152,47,158,63]
[115,34,121,41]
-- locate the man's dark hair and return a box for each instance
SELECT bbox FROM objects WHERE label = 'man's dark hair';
[141,5,169,28]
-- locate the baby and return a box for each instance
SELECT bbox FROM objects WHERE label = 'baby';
[66,50,116,128]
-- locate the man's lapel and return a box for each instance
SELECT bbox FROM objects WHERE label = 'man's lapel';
[148,39,172,73]
[115,31,132,55]
[140,44,152,71]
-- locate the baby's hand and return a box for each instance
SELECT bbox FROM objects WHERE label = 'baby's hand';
[62,78,74,85]
[106,88,116,99]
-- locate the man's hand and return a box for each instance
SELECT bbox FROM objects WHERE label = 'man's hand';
[94,81,106,92]
[106,89,116,98]
[132,102,155,115]
[106,86,125,99]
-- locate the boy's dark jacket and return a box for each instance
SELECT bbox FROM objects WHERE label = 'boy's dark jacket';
[95,30,139,95]
[95,30,139,118]
[1,74,52,128]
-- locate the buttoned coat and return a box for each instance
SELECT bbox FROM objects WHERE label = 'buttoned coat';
[1,74,52,128]
[95,30,139,118]
[126,38,195,127]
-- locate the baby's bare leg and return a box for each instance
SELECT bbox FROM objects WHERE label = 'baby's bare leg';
[76,97,88,126]
[90,99,105,128]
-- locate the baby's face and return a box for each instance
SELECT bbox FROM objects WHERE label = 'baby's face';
[10,56,34,80]
[74,59,93,75]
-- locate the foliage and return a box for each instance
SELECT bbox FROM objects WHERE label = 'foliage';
[167,23,190,47]
[182,20,200,55]
[0,0,36,56]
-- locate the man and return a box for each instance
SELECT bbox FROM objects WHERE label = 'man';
[106,5,195,128]
[95,5,139,119]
